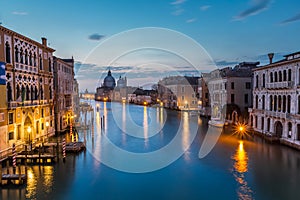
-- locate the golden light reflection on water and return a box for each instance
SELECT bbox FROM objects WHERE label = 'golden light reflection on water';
[144,106,149,147]
[232,140,253,200]
[233,141,248,173]
[43,166,54,193]
[182,112,190,161]
[26,166,54,199]
[26,167,37,198]
[122,103,126,145]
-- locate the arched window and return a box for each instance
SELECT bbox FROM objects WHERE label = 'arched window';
[278,96,282,112]
[274,95,277,111]
[288,69,292,81]
[15,46,19,63]
[25,49,28,65]
[21,85,25,101]
[40,86,44,100]
[256,75,259,88]
[7,82,12,102]
[275,71,278,82]
[31,85,34,101]
[20,48,24,64]
[267,118,270,132]
[39,54,43,70]
[33,53,37,67]
[283,95,286,113]
[29,52,32,66]
[35,86,38,100]
[26,85,30,101]
[256,95,259,109]
[298,96,300,114]
[288,95,291,113]
[16,84,21,100]
[270,72,273,83]
[261,117,264,130]
[270,95,273,111]
[279,71,282,82]
[288,122,292,138]
[262,95,265,109]
[263,74,265,88]
[284,70,287,81]
[48,58,52,72]
[49,86,52,99]
[5,42,11,63]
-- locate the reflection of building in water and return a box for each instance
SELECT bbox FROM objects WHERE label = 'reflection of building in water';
[231,141,253,199]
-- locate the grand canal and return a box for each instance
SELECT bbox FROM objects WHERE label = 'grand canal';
[1,101,300,200]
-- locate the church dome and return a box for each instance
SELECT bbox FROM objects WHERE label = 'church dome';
[103,70,116,89]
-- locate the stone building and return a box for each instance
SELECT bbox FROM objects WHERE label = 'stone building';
[157,76,199,110]
[53,56,74,134]
[0,25,55,150]
[207,62,258,124]
[249,52,300,147]
[95,70,116,101]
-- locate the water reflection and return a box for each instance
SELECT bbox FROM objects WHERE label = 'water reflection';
[144,106,149,148]
[231,141,253,200]
[182,112,190,161]
[25,165,54,199]
[26,167,37,198]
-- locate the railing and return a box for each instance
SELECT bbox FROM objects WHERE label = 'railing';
[15,63,38,73]
[8,100,40,108]
[0,143,26,161]
[265,110,287,118]
[266,81,293,89]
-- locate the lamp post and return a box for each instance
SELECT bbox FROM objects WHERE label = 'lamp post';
[27,126,32,151]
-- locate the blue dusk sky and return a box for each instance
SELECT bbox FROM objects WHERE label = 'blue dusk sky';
[1,0,300,91]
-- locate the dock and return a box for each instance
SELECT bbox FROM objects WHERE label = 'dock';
[14,154,56,164]
[65,142,86,153]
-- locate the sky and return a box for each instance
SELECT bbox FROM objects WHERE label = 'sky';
[1,0,300,91]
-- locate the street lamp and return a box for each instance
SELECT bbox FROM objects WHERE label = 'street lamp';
[27,126,32,150]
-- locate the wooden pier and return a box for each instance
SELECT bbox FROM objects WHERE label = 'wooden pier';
[0,164,27,185]
[65,142,86,153]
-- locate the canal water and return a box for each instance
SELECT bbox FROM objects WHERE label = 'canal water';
[1,101,300,200]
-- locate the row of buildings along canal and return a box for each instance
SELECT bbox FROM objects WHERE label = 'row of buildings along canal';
[0,25,80,156]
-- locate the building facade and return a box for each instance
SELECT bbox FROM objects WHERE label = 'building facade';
[249,52,300,146]
[0,25,55,151]
[207,62,258,123]
[158,76,199,110]
[53,57,74,134]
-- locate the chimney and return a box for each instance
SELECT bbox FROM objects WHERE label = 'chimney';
[41,37,47,47]
[268,53,274,64]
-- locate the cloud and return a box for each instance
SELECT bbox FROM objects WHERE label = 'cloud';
[200,5,211,11]
[12,11,28,15]
[172,9,184,16]
[170,0,186,5]
[280,12,300,25]
[233,0,271,21]
[170,0,186,16]
[88,33,105,41]
[186,18,197,23]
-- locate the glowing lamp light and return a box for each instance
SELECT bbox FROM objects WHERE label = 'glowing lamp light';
[143,101,147,106]
[27,126,32,133]
[46,121,49,127]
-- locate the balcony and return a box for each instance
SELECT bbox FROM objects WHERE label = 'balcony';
[265,110,287,118]
[266,81,293,89]
[8,100,39,108]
